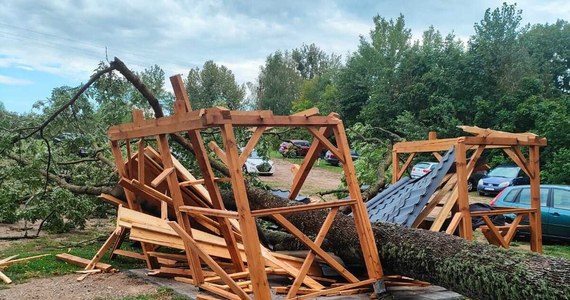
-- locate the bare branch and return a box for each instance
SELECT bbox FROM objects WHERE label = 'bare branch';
[12,65,116,143]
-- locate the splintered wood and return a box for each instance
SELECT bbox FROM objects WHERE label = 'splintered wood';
[82,74,384,299]
[0,254,51,284]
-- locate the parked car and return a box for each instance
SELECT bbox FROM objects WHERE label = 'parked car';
[491,185,570,240]
[477,164,529,196]
[468,170,488,192]
[278,140,310,157]
[323,150,359,166]
[243,150,275,176]
[410,162,439,179]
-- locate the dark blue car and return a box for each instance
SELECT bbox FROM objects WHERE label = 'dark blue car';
[477,164,529,196]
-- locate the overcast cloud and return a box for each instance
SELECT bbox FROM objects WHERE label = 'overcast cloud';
[1,0,569,112]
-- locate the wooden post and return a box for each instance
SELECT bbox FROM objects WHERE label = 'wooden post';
[455,140,473,240]
[220,123,271,300]
[333,122,384,292]
[392,150,400,184]
[529,145,543,253]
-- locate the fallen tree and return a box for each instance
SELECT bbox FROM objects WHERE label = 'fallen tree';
[6,58,569,299]
[221,189,570,300]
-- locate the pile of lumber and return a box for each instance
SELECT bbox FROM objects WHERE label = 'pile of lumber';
[74,75,388,299]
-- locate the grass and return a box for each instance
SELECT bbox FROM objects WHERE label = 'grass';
[0,220,145,285]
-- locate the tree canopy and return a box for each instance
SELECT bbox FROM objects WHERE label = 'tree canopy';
[1,3,570,233]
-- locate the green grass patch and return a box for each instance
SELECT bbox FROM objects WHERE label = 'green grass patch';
[544,243,570,259]
[0,222,145,285]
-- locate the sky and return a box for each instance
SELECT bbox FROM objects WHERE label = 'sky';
[1,0,569,113]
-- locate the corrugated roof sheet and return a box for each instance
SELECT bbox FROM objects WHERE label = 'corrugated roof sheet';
[271,188,311,204]
[365,147,456,227]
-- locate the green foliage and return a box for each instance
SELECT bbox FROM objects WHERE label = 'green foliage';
[185,60,245,110]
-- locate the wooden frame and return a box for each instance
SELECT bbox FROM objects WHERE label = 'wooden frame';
[89,74,384,299]
[392,128,546,252]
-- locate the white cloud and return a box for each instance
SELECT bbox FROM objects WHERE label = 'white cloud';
[0,74,33,85]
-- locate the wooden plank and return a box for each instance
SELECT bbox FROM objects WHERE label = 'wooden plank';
[179,178,231,186]
[219,123,271,300]
[56,253,113,272]
[333,122,384,281]
[170,75,192,111]
[296,278,376,299]
[199,283,242,300]
[85,228,121,270]
[503,147,533,179]
[392,150,400,184]
[412,174,457,228]
[112,249,145,260]
[396,153,416,181]
[98,193,128,207]
[529,145,543,253]
[179,206,239,219]
[287,208,339,298]
[137,139,145,183]
[455,142,473,240]
[208,141,228,166]
[151,167,175,188]
[445,213,462,235]
[273,213,359,283]
[0,271,12,284]
[470,208,535,216]
[169,222,249,300]
[430,186,458,232]
[238,126,266,166]
[306,126,344,164]
[0,254,52,266]
[250,199,356,217]
[0,255,19,264]
[289,126,332,199]
[156,134,205,284]
[184,126,245,272]
[481,216,509,248]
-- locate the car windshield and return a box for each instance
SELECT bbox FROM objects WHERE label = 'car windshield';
[249,150,262,159]
[488,167,519,178]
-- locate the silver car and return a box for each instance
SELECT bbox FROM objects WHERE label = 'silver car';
[410,162,438,179]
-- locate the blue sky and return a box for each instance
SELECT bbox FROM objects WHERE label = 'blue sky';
[1,0,569,113]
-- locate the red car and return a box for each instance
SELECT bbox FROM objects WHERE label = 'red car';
[278,140,310,157]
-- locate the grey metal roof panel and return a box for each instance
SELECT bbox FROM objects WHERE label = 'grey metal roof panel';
[366,147,456,227]
[270,188,311,204]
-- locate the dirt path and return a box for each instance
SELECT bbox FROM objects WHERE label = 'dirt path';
[0,272,156,300]
[257,157,342,196]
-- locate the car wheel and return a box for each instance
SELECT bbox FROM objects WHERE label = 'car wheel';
[467,180,474,192]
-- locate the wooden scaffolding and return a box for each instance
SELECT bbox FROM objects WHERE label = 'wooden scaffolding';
[87,75,384,299]
[392,127,547,252]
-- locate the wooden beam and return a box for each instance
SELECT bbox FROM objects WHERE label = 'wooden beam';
[151,167,175,188]
[238,126,266,166]
[503,147,533,179]
[272,213,359,284]
[250,200,356,217]
[208,141,228,166]
[529,145,543,253]
[396,153,416,180]
[169,222,250,300]
[455,141,472,240]
[219,123,271,300]
[56,253,114,272]
[289,126,332,200]
[306,126,344,164]
[179,206,239,219]
[287,208,339,298]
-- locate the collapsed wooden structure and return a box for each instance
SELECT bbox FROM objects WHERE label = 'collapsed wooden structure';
[86,75,384,299]
[392,128,547,252]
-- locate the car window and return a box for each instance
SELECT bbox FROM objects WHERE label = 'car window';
[429,164,438,170]
[517,188,548,206]
[488,167,520,178]
[249,150,261,159]
[552,189,570,210]
[501,189,520,203]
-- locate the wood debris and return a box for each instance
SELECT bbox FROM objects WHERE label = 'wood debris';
[72,74,386,299]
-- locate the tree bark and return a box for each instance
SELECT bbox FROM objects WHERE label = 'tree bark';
[221,188,570,300]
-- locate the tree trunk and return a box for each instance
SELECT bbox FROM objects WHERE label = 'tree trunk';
[221,188,570,300]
